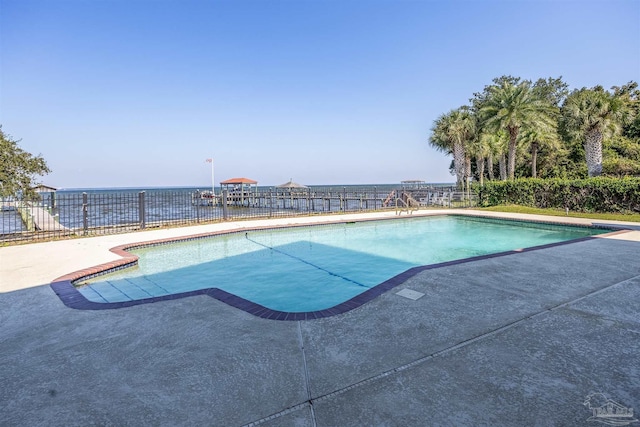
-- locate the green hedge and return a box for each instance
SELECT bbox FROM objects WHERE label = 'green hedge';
[475,177,640,213]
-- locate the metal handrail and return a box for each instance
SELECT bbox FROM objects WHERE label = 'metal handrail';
[394,197,418,215]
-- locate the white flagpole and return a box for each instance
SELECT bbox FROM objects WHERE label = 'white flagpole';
[211,157,216,196]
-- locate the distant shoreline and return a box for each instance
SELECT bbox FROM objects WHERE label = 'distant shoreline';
[54,183,456,193]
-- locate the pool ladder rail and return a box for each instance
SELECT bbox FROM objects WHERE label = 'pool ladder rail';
[394,192,420,215]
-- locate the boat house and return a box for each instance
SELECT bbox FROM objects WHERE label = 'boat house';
[220,177,258,206]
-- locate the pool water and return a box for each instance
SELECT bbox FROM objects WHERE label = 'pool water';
[78,216,606,311]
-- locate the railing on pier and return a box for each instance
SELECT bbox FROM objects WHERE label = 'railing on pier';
[1,184,474,243]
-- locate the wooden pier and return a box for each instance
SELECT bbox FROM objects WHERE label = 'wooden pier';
[6,201,68,232]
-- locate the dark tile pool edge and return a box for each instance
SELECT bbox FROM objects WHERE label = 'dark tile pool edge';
[446,212,625,231]
[49,224,632,319]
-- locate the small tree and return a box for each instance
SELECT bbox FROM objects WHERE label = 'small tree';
[0,126,51,199]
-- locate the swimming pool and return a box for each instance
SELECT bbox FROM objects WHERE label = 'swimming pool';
[71,215,608,315]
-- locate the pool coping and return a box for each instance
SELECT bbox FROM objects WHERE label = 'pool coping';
[49,214,632,320]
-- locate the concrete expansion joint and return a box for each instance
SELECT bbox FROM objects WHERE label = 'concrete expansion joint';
[241,402,312,426]
[241,323,318,427]
[298,321,318,427]
[551,273,640,314]
[247,273,640,425]
[563,306,640,329]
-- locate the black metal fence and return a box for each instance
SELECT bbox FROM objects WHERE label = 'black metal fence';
[1,184,474,243]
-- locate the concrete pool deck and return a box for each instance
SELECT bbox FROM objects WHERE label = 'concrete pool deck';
[1,210,639,426]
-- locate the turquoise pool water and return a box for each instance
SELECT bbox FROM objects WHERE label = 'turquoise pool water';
[77,216,607,311]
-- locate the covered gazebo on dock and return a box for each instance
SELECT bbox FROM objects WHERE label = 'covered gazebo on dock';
[220,177,258,206]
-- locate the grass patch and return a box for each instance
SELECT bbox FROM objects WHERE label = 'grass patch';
[478,205,640,223]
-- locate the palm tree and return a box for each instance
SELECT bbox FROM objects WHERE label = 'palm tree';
[476,130,508,181]
[479,81,555,180]
[518,125,560,178]
[562,87,630,177]
[429,108,476,188]
[468,132,492,185]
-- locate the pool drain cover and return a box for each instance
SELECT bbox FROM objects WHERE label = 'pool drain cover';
[396,289,425,301]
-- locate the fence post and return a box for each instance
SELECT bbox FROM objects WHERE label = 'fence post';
[195,190,200,223]
[222,189,228,220]
[82,192,88,235]
[374,186,378,210]
[139,191,146,229]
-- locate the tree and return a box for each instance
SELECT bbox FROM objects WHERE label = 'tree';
[561,87,630,177]
[532,76,569,107]
[0,127,51,199]
[521,77,565,178]
[479,80,556,180]
[612,81,640,140]
[429,108,476,189]
[518,126,561,178]
[478,130,508,181]
[433,77,640,180]
[468,130,496,185]
[480,131,507,181]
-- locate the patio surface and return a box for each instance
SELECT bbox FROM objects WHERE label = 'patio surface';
[1,210,639,426]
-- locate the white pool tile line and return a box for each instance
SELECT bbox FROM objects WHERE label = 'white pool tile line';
[396,289,425,301]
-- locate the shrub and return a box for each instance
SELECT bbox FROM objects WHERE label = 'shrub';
[475,177,640,213]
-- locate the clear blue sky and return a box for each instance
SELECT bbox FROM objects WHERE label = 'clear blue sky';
[1,0,639,189]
